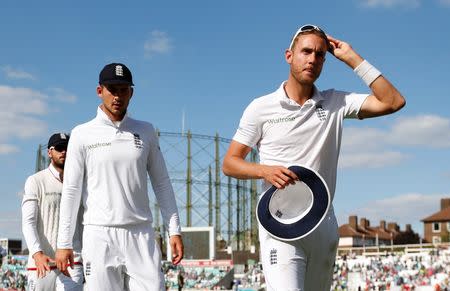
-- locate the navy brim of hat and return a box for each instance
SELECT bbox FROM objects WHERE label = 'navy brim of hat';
[256,165,330,241]
[51,140,69,147]
[101,79,134,86]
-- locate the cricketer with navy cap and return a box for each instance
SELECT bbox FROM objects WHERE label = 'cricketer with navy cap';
[223,24,406,290]
[22,132,84,291]
[55,63,184,290]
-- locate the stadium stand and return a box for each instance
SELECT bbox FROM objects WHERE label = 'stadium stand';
[2,247,450,290]
[0,256,27,290]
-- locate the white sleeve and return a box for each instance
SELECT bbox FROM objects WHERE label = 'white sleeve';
[232,100,262,148]
[343,92,369,119]
[147,126,181,236]
[22,176,42,257]
[57,130,84,249]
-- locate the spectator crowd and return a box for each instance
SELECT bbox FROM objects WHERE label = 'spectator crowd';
[0,256,27,291]
[1,248,450,290]
[332,249,450,290]
[163,263,231,290]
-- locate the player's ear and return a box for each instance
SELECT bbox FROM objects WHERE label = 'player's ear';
[130,87,134,99]
[285,49,293,64]
[96,85,103,97]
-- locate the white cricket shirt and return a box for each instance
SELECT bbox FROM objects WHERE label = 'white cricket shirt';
[57,107,181,249]
[233,82,368,200]
[22,164,82,266]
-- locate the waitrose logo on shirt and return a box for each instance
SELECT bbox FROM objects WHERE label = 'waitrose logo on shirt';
[266,116,296,124]
[86,142,112,150]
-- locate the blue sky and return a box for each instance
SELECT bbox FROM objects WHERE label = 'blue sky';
[1,0,449,243]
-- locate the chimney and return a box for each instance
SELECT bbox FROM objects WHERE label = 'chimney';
[405,224,412,232]
[349,216,358,229]
[441,198,450,210]
[360,218,370,229]
[380,220,386,231]
[388,222,399,232]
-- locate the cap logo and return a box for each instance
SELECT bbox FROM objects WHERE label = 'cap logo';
[60,133,67,140]
[115,65,124,77]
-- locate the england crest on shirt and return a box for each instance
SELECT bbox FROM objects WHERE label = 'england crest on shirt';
[133,133,144,149]
[315,104,327,121]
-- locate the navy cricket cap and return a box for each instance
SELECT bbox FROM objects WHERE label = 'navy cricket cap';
[48,133,70,149]
[99,63,134,86]
[256,165,330,241]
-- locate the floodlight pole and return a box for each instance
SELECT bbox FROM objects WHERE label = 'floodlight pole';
[236,181,241,251]
[208,166,213,226]
[242,179,247,250]
[186,130,192,227]
[227,176,232,244]
[215,133,221,240]
[250,149,258,248]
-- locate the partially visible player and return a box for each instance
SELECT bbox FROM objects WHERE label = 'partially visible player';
[22,133,83,291]
[55,63,184,291]
[222,24,406,290]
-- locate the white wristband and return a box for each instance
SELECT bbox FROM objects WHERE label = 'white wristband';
[354,60,382,86]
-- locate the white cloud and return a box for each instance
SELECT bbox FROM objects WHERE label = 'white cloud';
[0,85,52,153]
[343,193,447,235]
[340,114,450,168]
[48,87,77,103]
[144,30,173,57]
[0,113,47,140]
[0,144,19,154]
[340,151,407,168]
[342,127,386,151]
[389,115,450,148]
[2,66,36,80]
[0,84,81,155]
[0,85,78,154]
[340,126,403,169]
[438,0,450,6]
[360,0,420,8]
[0,85,48,115]
[0,85,79,143]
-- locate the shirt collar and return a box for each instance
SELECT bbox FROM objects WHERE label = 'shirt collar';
[277,81,324,107]
[95,106,129,127]
[48,163,62,183]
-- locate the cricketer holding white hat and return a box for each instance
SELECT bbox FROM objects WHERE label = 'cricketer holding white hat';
[223,23,405,290]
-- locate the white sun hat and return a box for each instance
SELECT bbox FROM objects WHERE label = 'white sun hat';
[256,165,330,241]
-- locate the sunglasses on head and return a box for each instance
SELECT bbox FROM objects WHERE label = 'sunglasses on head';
[289,24,330,51]
[50,144,67,152]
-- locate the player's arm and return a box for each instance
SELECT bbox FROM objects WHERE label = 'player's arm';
[56,131,84,273]
[327,35,406,119]
[147,125,184,263]
[222,141,297,189]
[22,177,53,278]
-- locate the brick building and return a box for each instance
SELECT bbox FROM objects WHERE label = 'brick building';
[338,215,419,247]
[421,198,450,244]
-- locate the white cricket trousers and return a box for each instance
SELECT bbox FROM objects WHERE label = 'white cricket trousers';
[82,223,164,291]
[259,209,339,291]
[27,263,84,291]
